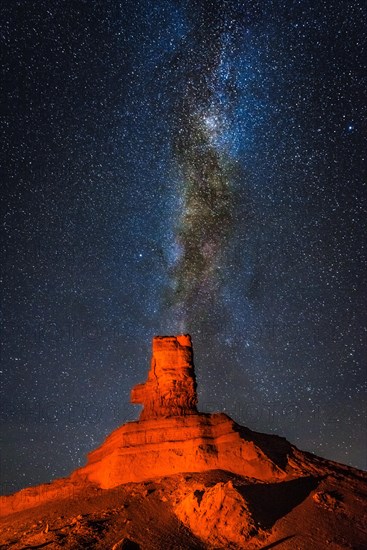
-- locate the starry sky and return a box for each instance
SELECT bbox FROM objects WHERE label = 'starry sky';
[1,0,366,494]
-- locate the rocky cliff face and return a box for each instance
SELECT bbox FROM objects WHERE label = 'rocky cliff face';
[131,335,198,419]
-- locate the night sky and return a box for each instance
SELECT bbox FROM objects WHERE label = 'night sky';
[1,0,366,494]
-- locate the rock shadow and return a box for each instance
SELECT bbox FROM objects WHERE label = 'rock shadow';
[259,535,296,548]
[238,476,319,530]
[234,423,293,471]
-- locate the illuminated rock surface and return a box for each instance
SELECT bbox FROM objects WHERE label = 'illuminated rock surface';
[1,335,366,549]
[131,334,198,419]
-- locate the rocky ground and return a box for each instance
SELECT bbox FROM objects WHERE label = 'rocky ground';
[1,464,366,549]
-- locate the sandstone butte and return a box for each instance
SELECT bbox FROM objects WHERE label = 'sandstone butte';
[1,335,366,549]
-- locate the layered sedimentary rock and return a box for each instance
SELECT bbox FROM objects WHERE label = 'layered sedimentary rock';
[131,334,198,419]
[2,334,367,549]
[69,334,291,489]
[72,413,289,489]
[0,335,293,517]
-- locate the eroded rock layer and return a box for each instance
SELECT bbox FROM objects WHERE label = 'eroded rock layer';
[71,413,289,489]
[131,335,198,419]
[68,334,287,489]
[1,334,367,549]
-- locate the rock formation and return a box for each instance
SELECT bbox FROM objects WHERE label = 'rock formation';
[131,335,198,419]
[174,479,258,547]
[1,334,367,550]
[70,334,289,489]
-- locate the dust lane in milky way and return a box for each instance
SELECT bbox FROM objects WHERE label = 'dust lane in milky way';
[167,0,246,326]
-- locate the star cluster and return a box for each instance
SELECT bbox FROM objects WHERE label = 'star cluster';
[1,0,366,493]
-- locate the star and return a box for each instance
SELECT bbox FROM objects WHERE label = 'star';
[1,0,365,493]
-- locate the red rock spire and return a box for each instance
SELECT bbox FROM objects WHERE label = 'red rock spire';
[131,334,198,419]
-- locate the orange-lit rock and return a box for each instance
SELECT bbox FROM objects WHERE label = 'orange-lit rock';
[175,480,258,546]
[0,334,291,517]
[71,413,289,489]
[71,334,289,489]
[131,334,198,419]
[1,334,367,549]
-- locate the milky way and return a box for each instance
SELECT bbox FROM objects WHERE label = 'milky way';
[167,1,250,325]
[1,0,366,493]
[170,47,234,319]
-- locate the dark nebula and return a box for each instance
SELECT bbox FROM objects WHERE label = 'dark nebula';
[166,1,249,323]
